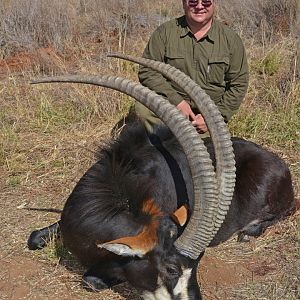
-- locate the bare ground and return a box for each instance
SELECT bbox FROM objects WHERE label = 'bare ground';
[0,173,299,300]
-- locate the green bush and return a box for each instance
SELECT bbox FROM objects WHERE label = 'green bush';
[260,52,282,76]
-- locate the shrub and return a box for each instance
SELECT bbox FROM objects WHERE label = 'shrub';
[0,0,181,58]
[217,0,298,42]
[0,0,75,57]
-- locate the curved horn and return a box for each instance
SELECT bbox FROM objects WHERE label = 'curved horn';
[107,54,236,250]
[31,75,217,258]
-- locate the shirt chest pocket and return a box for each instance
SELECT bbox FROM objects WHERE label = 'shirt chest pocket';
[207,57,229,85]
[164,48,185,71]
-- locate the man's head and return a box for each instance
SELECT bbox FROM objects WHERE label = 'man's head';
[182,0,215,28]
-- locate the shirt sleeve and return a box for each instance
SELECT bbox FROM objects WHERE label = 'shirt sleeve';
[138,27,185,106]
[218,34,249,122]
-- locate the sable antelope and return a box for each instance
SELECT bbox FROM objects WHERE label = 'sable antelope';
[27,54,295,300]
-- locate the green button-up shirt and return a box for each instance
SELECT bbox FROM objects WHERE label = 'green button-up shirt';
[138,16,249,122]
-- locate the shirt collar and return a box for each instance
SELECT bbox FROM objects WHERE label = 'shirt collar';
[178,16,217,43]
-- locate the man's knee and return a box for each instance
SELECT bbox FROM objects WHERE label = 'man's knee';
[135,102,162,133]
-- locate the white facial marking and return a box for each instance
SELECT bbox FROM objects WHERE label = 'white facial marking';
[173,268,192,299]
[142,277,172,300]
[97,243,144,257]
[142,286,172,300]
[142,268,193,300]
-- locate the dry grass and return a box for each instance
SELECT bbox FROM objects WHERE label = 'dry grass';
[0,0,299,299]
[202,212,300,299]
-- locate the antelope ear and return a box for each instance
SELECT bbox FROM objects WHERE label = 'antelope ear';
[96,222,159,258]
[96,198,162,257]
[97,242,145,258]
[171,205,189,226]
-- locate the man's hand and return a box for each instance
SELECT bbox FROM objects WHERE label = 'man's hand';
[192,114,208,133]
[176,100,196,119]
[176,100,208,133]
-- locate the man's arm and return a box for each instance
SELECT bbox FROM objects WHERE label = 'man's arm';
[218,34,249,122]
[138,23,208,131]
[138,27,185,107]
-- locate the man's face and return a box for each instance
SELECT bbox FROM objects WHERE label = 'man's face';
[182,0,215,26]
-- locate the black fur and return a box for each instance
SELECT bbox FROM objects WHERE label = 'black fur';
[27,122,295,299]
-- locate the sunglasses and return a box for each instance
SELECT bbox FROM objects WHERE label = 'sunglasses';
[186,0,213,7]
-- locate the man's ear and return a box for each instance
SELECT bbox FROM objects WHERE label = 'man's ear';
[171,205,189,226]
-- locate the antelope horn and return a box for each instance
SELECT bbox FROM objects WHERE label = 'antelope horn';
[31,75,217,258]
[107,53,236,253]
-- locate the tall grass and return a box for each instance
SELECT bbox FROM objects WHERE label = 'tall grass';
[217,0,299,39]
[0,0,180,58]
[0,0,298,172]
[0,0,74,57]
[0,0,299,181]
[229,37,300,150]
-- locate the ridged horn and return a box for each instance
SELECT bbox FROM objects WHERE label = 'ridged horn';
[107,53,236,253]
[31,75,217,258]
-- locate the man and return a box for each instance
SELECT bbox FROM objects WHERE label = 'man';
[136,0,249,133]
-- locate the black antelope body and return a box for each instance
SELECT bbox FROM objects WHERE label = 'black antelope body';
[27,55,296,299]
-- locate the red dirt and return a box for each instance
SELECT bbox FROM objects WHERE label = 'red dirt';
[0,248,258,300]
[0,47,63,79]
[200,255,252,287]
[0,256,39,299]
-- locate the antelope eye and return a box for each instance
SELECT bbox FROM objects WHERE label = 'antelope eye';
[166,266,180,276]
